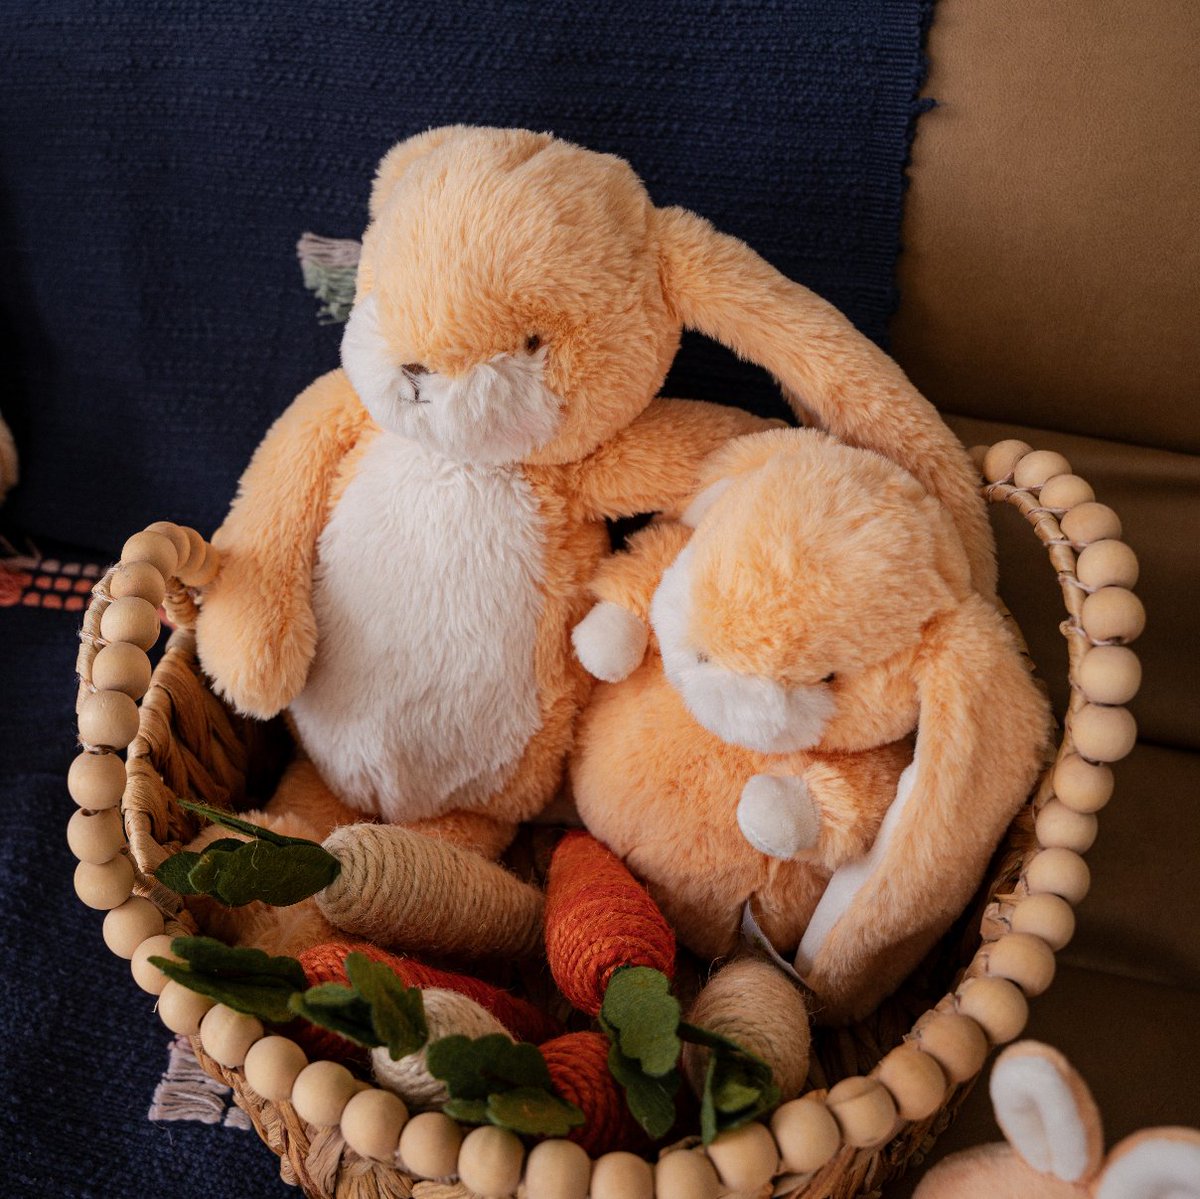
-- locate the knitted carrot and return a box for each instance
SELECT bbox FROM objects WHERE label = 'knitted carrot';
[544,831,675,1016]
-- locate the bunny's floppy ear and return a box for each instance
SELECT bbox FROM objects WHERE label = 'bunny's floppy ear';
[656,206,996,597]
[1098,1128,1200,1199]
[795,593,1050,1022]
[989,1042,1105,1183]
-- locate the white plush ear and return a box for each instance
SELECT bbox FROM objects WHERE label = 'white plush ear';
[1097,1129,1200,1199]
[572,601,648,683]
[989,1043,1104,1183]
[680,477,733,528]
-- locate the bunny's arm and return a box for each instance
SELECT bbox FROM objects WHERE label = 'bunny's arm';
[196,369,372,719]
[572,398,776,522]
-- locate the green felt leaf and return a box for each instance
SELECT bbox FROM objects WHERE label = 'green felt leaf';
[288,983,379,1047]
[178,800,319,847]
[607,1041,678,1139]
[486,1088,585,1137]
[149,936,308,1024]
[184,839,341,907]
[600,966,681,1078]
[426,1034,552,1101]
[442,1098,490,1125]
[155,851,203,895]
[345,953,427,1060]
[681,1021,780,1144]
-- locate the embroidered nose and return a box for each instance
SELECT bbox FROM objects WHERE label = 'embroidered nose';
[402,363,430,377]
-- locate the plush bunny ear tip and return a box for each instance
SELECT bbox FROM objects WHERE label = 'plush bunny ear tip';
[1097,1129,1200,1199]
[990,1042,1103,1182]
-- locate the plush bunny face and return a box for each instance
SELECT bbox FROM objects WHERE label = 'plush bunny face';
[650,431,971,754]
[343,126,679,467]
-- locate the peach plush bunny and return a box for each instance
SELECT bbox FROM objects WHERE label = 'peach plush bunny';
[913,1041,1200,1199]
[192,125,995,956]
[571,428,1050,1021]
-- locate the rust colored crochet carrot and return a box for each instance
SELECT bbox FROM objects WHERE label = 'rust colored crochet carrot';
[541,1031,650,1156]
[298,938,561,1046]
[544,831,675,1016]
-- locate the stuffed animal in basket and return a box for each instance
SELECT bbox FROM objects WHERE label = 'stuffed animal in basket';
[191,124,995,956]
[912,1041,1200,1199]
[570,428,1051,1024]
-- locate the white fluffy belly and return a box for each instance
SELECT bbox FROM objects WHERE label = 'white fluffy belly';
[290,433,546,821]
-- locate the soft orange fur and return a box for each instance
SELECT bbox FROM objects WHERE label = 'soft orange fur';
[571,429,1048,1022]
[914,1042,1200,1199]
[192,126,993,958]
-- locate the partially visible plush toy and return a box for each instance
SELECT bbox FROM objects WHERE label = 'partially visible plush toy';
[913,1041,1200,1199]
[192,125,995,958]
[0,409,17,503]
[571,428,1050,1023]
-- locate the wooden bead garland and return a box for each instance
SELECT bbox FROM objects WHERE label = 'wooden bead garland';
[144,521,192,567]
[982,932,1057,996]
[110,560,167,608]
[1078,645,1142,706]
[1034,799,1098,854]
[120,530,178,578]
[913,1014,988,1083]
[706,1121,781,1189]
[78,690,140,750]
[1080,586,1146,644]
[67,806,125,864]
[399,1112,463,1180]
[1053,754,1114,813]
[74,853,135,910]
[1011,892,1077,951]
[90,641,153,700]
[954,976,1029,1045]
[291,1060,360,1127]
[102,895,165,958]
[243,1036,308,1102]
[157,979,216,1035]
[131,934,179,995]
[1012,450,1071,490]
[200,1004,264,1069]
[771,1096,841,1174]
[68,750,126,809]
[1071,703,1137,762]
[824,1077,897,1149]
[982,439,1032,483]
[99,595,161,652]
[1038,473,1094,510]
[874,1043,947,1121]
[457,1126,525,1198]
[655,1150,720,1199]
[1061,501,1122,546]
[1026,848,1091,904]
[1076,539,1138,590]
[524,1139,592,1199]
[589,1151,654,1199]
[340,1087,409,1162]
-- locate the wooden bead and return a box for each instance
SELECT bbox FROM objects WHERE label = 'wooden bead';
[200,1003,264,1068]
[655,1149,720,1199]
[102,895,164,958]
[589,1152,654,1199]
[457,1126,524,1198]
[180,526,207,574]
[967,444,989,471]
[121,529,178,577]
[874,1043,947,1121]
[90,641,152,701]
[1035,799,1099,853]
[399,1111,463,1180]
[67,806,125,864]
[99,595,160,651]
[1076,539,1139,590]
[1053,754,1114,813]
[1072,703,1137,763]
[525,1139,591,1199]
[1061,502,1122,546]
[110,560,166,608]
[914,1013,988,1083]
[1078,646,1142,706]
[1011,892,1077,951]
[291,1060,359,1127]
[825,1077,897,1149]
[177,542,219,588]
[982,439,1032,483]
[984,932,1057,996]
[144,522,191,567]
[955,976,1029,1045]
[771,1096,841,1174]
[131,933,178,995]
[1026,847,1091,904]
[1080,587,1146,645]
[68,750,126,810]
[157,979,215,1034]
[74,853,134,910]
[78,689,140,750]
[707,1121,781,1189]
[244,1035,308,1101]
[341,1087,409,1162]
[1038,473,1094,510]
[1013,450,1072,490]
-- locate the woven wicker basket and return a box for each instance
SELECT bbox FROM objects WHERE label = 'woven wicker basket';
[67,441,1144,1199]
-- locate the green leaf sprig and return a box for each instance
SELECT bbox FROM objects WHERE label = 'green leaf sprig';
[155,800,341,906]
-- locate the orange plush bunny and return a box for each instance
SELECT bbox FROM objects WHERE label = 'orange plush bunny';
[571,428,1050,1022]
[192,126,994,956]
[913,1041,1200,1199]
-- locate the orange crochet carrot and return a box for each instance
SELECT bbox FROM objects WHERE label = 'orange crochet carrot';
[541,1031,650,1156]
[544,831,675,1016]
[298,938,562,1046]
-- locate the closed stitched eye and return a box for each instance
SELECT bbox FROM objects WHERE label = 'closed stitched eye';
[821,672,836,684]
[525,334,542,353]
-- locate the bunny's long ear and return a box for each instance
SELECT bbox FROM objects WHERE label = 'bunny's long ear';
[989,1042,1105,1183]
[796,594,1050,1022]
[1098,1128,1200,1199]
[656,206,996,596]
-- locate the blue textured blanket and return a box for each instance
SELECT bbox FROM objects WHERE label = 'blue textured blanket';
[0,2,931,1194]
